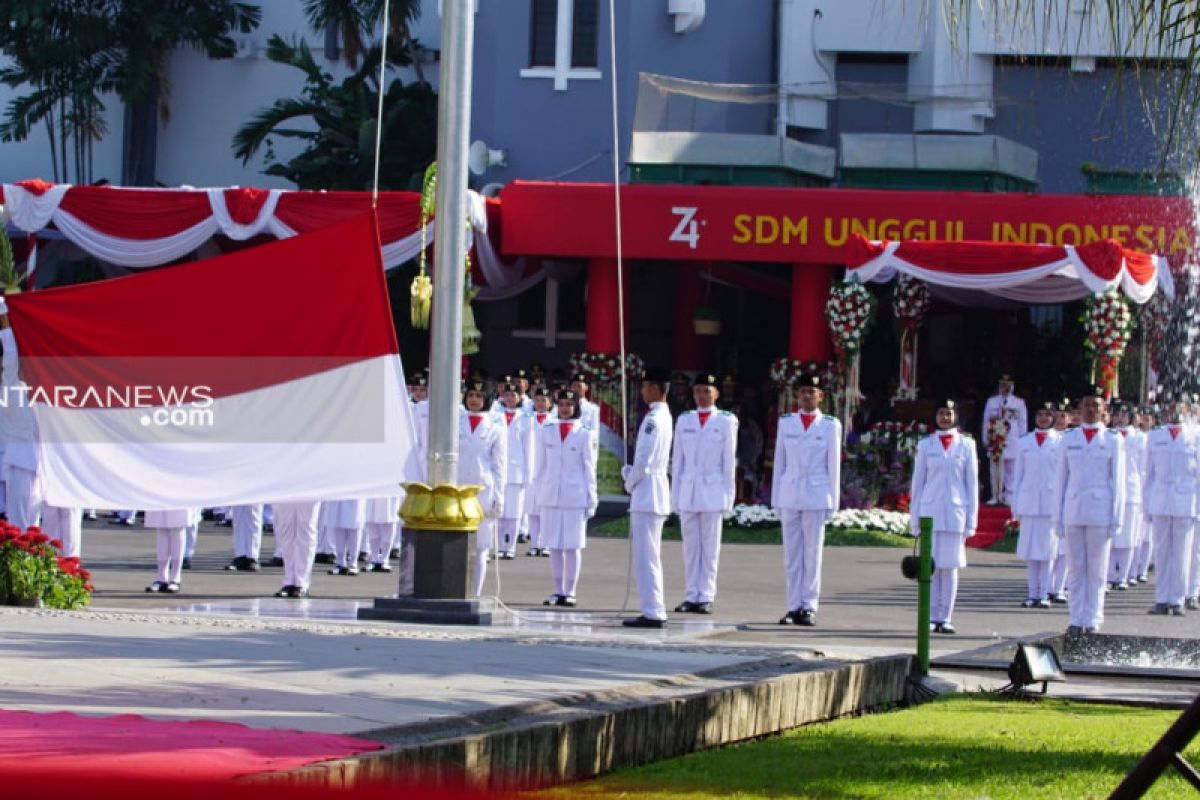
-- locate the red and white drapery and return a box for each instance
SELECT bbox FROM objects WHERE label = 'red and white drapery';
[0,179,537,298]
[844,234,1172,304]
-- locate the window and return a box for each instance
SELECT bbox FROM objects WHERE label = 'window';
[521,0,602,90]
[513,264,586,347]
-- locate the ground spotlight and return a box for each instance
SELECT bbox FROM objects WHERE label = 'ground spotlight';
[1003,643,1067,694]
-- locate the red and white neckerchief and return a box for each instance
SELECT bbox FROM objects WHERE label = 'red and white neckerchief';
[938,431,955,451]
[800,412,817,431]
[536,412,547,425]
[1035,430,1048,446]
[1082,425,1099,444]
[505,410,516,425]
[559,421,573,442]
[468,413,484,434]
[698,409,712,427]
[1169,425,1182,441]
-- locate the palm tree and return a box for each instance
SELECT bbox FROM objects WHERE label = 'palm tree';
[302,0,428,81]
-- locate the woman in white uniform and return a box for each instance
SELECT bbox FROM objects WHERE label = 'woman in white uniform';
[1010,402,1061,608]
[459,378,507,597]
[145,508,199,594]
[1109,402,1146,590]
[494,376,536,560]
[533,389,598,607]
[526,386,554,557]
[910,399,979,634]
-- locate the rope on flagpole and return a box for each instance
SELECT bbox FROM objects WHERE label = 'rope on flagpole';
[370,0,393,210]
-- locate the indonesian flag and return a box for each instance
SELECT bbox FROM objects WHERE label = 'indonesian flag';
[4,213,415,510]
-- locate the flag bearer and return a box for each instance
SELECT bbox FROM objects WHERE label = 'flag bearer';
[770,374,841,626]
[1010,402,1061,609]
[526,386,554,557]
[272,501,322,598]
[495,376,535,560]
[1142,399,1196,616]
[1109,402,1147,591]
[910,399,979,634]
[145,509,197,594]
[460,378,506,597]
[671,374,738,614]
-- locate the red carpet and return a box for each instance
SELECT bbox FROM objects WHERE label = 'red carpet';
[967,505,1011,549]
[0,709,384,780]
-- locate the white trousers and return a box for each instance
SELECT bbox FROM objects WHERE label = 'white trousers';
[1065,525,1112,629]
[1049,551,1069,596]
[779,509,829,613]
[473,519,496,597]
[549,548,582,597]
[364,521,398,565]
[275,501,320,590]
[184,523,197,559]
[4,465,40,530]
[41,506,81,558]
[630,512,667,621]
[931,568,959,624]
[1189,527,1200,599]
[497,518,519,555]
[1134,534,1155,578]
[155,528,186,584]
[528,514,543,550]
[1152,516,1194,606]
[1026,560,1051,601]
[316,524,336,555]
[1108,547,1135,585]
[679,510,723,603]
[232,504,263,560]
[333,526,363,569]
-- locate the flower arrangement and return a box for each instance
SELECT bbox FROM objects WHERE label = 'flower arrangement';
[892,275,931,330]
[1082,288,1134,394]
[568,352,645,387]
[825,280,877,358]
[0,524,92,608]
[842,421,927,509]
[827,508,913,537]
[985,408,1017,464]
[1003,517,1021,538]
[723,504,779,529]
[768,358,837,391]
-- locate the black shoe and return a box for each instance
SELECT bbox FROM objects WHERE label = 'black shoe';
[358,551,369,564]
[932,622,944,633]
[145,581,167,593]
[779,609,799,625]
[1171,605,1186,616]
[501,553,516,560]
[224,557,245,571]
[796,609,815,627]
[674,601,697,613]
[692,602,714,615]
[517,534,530,544]
[389,548,401,560]
[370,563,393,573]
[181,558,192,570]
[622,616,666,628]
[526,549,539,557]
[263,523,274,533]
[543,594,562,606]
[164,582,181,594]
[556,595,577,607]
[938,622,956,634]
[1187,597,1199,610]
[291,587,309,598]
[274,585,296,598]
[314,553,336,565]
[240,558,261,573]
[1066,625,1084,636]
[267,556,285,568]
[539,550,550,557]
[328,566,349,576]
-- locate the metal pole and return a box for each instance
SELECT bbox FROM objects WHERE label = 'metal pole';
[426,0,475,487]
[917,516,933,676]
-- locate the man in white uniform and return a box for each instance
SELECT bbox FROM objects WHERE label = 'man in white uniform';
[569,372,601,451]
[1109,402,1146,591]
[494,376,536,560]
[226,503,264,571]
[622,367,674,629]
[671,373,738,614]
[1054,388,1125,635]
[981,375,1028,505]
[771,374,841,626]
[1009,402,1061,608]
[1142,399,1196,616]
[272,500,322,598]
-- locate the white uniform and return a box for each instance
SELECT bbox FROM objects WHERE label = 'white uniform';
[1010,429,1061,603]
[495,406,536,557]
[273,500,321,591]
[534,417,597,600]
[1110,426,1147,586]
[1054,424,1125,630]
[671,407,738,605]
[624,401,673,621]
[231,503,264,562]
[324,498,367,572]
[981,392,1028,503]
[364,494,401,567]
[1142,424,1197,609]
[771,411,842,615]
[145,508,199,586]
[526,411,554,553]
[459,409,506,596]
[910,429,979,626]
[395,396,430,592]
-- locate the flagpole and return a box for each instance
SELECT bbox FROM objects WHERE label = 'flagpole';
[426,0,474,489]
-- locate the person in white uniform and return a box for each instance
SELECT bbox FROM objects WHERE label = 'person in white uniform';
[1142,399,1196,616]
[525,386,554,557]
[671,373,738,614]
[494,376,536,560]
[1054,388,1125,635]
[981,375,1028,504]
[771,374,841,626]
[1109,402,1147,591]
[569,373,601,452]
[534,389,597,607]
[1133,405,1158,584]
[1047,398,1074,603]
[393,369,430,593]
[364,493,401,572]
[226,503,264,571]
[144,509,197,594]
[910,399,979,634]
[622,368,674,629]
[272,500,322,598]
[324,497,367,576]
[1009,402,1061,609]
[460,378,507,597]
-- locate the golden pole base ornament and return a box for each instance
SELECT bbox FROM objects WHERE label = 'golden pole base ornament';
[400,482,484,531]
[410,272,432,329]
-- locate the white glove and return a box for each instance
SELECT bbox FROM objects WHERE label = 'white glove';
[0,297,9,315]
[620,465,632,481]
[586,506,597,520]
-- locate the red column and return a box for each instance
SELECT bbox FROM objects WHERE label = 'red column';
[673,264,714,370]
[585,257,628,354]
[789,263,834,362]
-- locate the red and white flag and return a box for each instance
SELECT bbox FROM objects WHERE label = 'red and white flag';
[5,213,416,510]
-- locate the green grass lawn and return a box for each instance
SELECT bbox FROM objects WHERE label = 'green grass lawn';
[589,517,912,548]
[532,695,1200,799]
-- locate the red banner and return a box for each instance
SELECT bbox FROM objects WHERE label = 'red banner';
[500,181,1195,264]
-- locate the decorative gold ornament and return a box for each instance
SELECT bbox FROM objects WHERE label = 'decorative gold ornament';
[462,283,481,355]
[410,272,432,328]
[399,482,484,531]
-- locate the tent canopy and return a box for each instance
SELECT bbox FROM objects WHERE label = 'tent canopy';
[844,233,1171,304]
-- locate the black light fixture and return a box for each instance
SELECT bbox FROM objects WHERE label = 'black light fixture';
[1004,643,1067,694]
